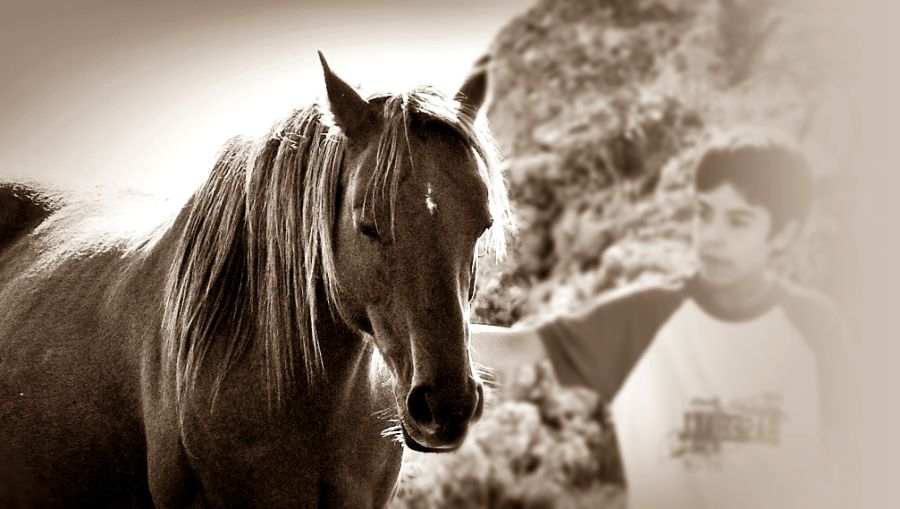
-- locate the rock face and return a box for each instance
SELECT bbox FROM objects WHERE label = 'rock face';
[473,0,858,326]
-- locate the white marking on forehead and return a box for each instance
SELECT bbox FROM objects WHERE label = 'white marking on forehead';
[425,182,437,215]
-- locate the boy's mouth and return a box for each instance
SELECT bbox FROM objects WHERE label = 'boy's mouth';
[700,253,731,269]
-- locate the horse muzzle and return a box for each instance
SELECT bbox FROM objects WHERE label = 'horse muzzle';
[400,378,484,452]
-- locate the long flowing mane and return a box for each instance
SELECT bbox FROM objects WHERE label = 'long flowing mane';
[162,88,510,416]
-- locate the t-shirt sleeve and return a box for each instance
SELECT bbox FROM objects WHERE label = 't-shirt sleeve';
[783,287,861,504]
[537,284,684,400]
[783,290,860,436]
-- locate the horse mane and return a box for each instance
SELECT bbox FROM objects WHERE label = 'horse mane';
[162,88,510,416]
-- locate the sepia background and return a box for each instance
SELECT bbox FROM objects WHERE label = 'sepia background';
[2,0,897,507]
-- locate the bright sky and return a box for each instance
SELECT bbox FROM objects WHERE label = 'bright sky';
[0,0,532,195]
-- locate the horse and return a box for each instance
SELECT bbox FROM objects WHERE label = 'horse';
[0,52,511,508]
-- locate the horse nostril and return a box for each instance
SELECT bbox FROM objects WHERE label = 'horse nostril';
[406,384,435,427]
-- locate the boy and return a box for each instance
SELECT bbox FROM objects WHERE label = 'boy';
[471,130,860,508]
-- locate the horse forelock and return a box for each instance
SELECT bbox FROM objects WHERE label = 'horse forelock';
[368,87,512,256]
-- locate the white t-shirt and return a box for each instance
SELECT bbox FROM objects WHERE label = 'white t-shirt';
[539,276,858,509]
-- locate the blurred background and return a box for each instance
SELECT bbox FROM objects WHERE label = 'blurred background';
[398,1,868,507]
[0,0,531,196]
[2,0,896,507]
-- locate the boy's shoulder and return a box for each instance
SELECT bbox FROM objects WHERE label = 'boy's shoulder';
[595,276,848,339]
[775,278,845,333]
[574,275,690,321]
[773,278,855,363]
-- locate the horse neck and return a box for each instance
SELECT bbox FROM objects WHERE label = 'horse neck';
[307,284,374,399]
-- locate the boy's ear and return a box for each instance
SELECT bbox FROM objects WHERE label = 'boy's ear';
[770,219,800,253]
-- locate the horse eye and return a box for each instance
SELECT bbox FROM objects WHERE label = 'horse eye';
[359,222,381,241]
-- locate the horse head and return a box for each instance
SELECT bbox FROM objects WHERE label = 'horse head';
[320,53,508,452]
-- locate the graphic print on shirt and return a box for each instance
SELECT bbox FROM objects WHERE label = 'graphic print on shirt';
[666,393,786,470]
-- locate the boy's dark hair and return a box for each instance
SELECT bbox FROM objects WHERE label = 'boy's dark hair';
[694,129,813,235]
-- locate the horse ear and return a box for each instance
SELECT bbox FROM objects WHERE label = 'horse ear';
[454,54,490,117]
[318,51,378,139]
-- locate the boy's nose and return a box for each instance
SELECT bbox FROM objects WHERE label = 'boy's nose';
[698,228,720,249]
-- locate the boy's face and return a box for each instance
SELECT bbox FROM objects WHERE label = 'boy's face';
[692,182,786,288]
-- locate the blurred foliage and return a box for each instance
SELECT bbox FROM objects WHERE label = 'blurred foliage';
[392,363,625,509]
[474,0,858,328]
[393,0,859,506]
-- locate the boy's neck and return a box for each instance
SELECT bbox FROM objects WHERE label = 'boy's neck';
[695,270,776,319]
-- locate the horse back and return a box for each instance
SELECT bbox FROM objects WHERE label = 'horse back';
[0,182,56,254]
[0,185,174,507]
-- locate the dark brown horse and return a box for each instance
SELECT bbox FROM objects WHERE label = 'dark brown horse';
[0,53,510,507]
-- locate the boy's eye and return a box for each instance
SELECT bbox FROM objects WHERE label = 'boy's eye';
[697,206,712,222]
[728,217,750,229]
